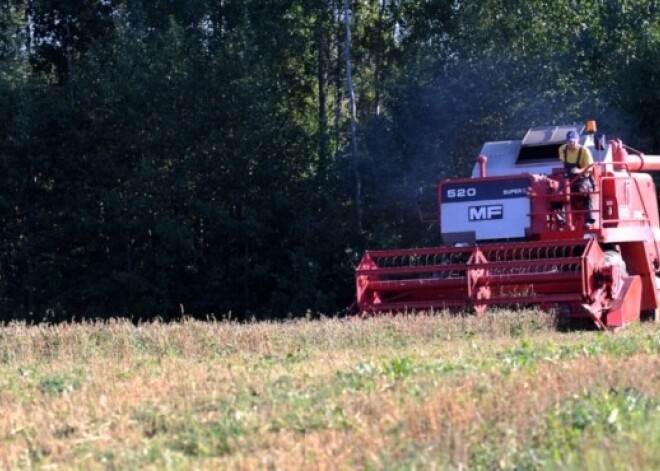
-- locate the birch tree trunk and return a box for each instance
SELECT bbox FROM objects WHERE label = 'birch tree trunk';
[343,0,362,236]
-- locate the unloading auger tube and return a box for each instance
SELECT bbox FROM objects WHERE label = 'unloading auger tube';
[355,122,660,330]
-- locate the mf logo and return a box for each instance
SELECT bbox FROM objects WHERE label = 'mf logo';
[468,204,503,221]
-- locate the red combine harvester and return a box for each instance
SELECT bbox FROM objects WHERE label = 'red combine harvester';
[355,122,660,329]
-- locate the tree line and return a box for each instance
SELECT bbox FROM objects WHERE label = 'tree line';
[1,0,660,322]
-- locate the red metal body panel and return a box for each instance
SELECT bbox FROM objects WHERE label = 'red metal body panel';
[603,276,642,327]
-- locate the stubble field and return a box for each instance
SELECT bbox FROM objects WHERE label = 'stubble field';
[0,312,659,470]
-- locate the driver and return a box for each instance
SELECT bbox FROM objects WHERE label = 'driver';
[559,130,595,228]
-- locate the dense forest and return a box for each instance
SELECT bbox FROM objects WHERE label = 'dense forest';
[1,1,660,321]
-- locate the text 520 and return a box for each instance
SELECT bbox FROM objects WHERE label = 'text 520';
[446,187,476,198]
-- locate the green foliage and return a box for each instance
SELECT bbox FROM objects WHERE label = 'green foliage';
[168,415,245,457]
[38,371,83,395]
[514,388,660,469]
[382,355,415,379]
[336,360,377,391]
[550,388,651,439]
[1,1,660,320]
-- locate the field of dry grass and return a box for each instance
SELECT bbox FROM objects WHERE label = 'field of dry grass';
[0,311,658,470]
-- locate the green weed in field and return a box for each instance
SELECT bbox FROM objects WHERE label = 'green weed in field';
[544,388,654,448]
[512,388,659,470]
[38,370,84,395]
[335,361,377,392]
[167,414,245,457]
[383,356,416,379]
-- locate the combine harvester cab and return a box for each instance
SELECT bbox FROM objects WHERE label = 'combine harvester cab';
[356,122,660,330]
